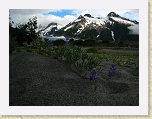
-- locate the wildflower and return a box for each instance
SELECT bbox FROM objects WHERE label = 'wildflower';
[110,64,116,70]
[48,40,52,46]
[65,38,70,46]
[89,68,97,82]
[108,64,116,77]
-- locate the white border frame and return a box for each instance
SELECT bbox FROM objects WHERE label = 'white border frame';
[0,0,148,115]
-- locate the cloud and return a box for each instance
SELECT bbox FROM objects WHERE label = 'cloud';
[71,9,139,22]
[9,9,61,15]
[38,14,76,29]
[121,9,139,21]
[10,9,77,28]
[9,9,139,29]
[128,24,139,35]
[9,9,76,28]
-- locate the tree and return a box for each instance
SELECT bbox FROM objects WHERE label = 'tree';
[9,13,19,53]
[26,16,39,45]
[9,16,40,46]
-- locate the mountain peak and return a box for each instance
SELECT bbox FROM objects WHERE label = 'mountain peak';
[84,14,94,18]
[41,22,58,36]
[44,12,139,42]
[107,12,120,17]
[78,15,84,19]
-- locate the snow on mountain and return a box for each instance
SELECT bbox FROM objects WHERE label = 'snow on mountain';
[84,16,105,25]
[74,19,81,22]
[111,31,115,41]
[41,22,58,36]
[64,24,74,31]
[100,16,112,24]
[44,12,139,42]
[105,27,115,41]
[110,17,135,25]
[41,25,57,35]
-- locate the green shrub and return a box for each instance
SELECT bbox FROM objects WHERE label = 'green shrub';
[129,43,139,48]
[101,40,110,47]
[118,41,124,47]
[70,38,74,42]
[83,39,95,46]
[36,39,48,48]
[73,40,83,46]
[9,35,18,54]
[52,39,65,46]
[102,40,110,43]
[94,41,102,46]
[86,47,98,53]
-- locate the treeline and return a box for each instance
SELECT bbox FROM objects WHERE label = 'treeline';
[49,38,139,48]
[9,16,41,53]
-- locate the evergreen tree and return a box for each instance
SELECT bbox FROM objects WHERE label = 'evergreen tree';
[26,16,39,45]
[9,16,40,46]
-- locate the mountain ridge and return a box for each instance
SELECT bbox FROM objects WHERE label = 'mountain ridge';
[41,12,139,42]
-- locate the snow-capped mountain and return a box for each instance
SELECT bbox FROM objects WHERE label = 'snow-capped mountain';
[44,12,139,42]
[107,12,138,24]
[41,22,58,36]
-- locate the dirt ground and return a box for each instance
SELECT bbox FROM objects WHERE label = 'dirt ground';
[9,51,139,106]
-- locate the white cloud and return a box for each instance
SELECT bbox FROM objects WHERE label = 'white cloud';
[72,9,139,18]
[9,9,139,29]
[121,9,139,21]
[37,14,76,29]
[128,24,139,35]
[9,9,61,15]
[10,9,77,28]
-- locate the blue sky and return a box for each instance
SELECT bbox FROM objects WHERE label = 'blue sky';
[9,9,139,28]
[43,9,77,18]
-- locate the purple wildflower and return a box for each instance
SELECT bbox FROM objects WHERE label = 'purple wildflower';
[66,38,69,41]
[89,68,97,82]
[48,40,52,46]
[108,70,116,76]
[65,39,70,46]
[110,64,116,70]
[108,64,116,77]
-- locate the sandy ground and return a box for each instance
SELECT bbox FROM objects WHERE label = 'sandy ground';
[9,52,139,106]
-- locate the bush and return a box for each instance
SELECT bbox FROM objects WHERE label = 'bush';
[73,40,83,46]
[9,35,18,54]
[118,41,124,47]
[70,38,74,42]
[86,47,98,53]
[102,40,110,44]
[129,43,139,48]
[101,40,110,47]
[52,39,65,46]
[9,16,40,46]
[69,38,74,45]
[83,39,95,46]
[94,40,102,46]
[36,39,48,48]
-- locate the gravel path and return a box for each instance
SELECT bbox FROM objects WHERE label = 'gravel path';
[9,52,139,106]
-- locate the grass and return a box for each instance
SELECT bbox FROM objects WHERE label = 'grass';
[12,41,139,78]
[84,47,139,68]
[9,39,139,105]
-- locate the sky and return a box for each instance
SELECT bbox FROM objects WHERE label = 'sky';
[9,9,139,29]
